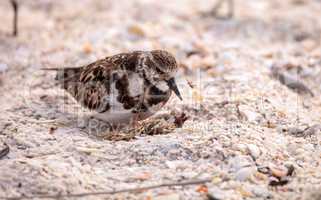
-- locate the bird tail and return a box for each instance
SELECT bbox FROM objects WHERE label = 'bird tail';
[40,67,81,71]
[41,67,82,89]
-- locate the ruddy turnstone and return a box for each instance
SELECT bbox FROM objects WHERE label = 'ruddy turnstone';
[43,50,183,125]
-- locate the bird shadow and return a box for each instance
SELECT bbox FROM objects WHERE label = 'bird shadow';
[27,92,189,141]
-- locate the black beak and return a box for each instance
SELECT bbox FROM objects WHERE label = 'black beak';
[166,78,183,101]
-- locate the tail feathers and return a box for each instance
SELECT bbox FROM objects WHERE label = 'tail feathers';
[42,67,82,84]
[40,67,61,71]
[41,67,82,71]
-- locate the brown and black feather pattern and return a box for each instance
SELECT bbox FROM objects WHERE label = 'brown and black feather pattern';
[44,50,177,119]
[53,60,115,112]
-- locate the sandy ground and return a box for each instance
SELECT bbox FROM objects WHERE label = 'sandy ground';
[0,0,321,199]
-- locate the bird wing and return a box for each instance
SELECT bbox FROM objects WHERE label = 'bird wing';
[79,58,118,83]
[69,58,120,112]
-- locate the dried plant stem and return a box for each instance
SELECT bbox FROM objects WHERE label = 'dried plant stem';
[11,0,18,36]
[0,178,212,200]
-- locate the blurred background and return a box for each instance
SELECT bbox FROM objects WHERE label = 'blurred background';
[0,1,321,200]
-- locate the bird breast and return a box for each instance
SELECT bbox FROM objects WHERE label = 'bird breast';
[127,72,144,97]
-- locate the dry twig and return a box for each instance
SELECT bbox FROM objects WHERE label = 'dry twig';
[0,178,212,200]
[10,0,18,36]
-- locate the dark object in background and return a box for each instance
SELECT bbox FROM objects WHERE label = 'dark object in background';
[0,143,9,159]
[11,0,18,36]
[286,124,321,137]
[174,112,189,128]
[207,194,221,200]
[207,0,234,19]
[257,164,295,187]
[269,178,289,187]
[270,65,314,97]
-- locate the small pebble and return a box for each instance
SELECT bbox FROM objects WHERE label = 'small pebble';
[0,63,8,72]
[154,193,180,200]
[288,127,304,136]
[228,155,253,172]
[235,167,256,181]
[247,144,261,159]
[207,187,227,200]
[238,105,260,123]
[251,186,270,198]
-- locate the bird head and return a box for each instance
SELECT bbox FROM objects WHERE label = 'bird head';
[141,50,183,101]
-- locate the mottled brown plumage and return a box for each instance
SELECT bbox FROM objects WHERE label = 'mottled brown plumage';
[43,50,182,124]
